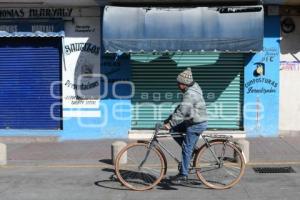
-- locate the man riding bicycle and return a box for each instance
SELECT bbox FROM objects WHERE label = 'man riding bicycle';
[163,67,208,183]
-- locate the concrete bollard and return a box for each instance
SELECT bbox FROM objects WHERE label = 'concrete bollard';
[0,143,7,166]
[235,139,250,164]
[111,141,127,165]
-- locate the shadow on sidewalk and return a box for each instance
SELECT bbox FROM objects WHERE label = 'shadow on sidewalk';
[94,167,207,191]
[99,159,113,165]
[94,168,128,190]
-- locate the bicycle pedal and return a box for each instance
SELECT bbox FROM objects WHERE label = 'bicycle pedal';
[161,178,171,184]
[109,174,118,181]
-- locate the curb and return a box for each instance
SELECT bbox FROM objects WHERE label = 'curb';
[1,161,300,169]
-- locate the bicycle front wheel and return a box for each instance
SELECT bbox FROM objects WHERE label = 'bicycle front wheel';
[195,141,245,189]
[115,143,165,191]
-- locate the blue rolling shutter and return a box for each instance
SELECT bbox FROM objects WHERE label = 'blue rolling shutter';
[0,38,62,129]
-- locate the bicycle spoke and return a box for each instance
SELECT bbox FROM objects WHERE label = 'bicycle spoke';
[223,164,241,172]
[142,167,161,176]
[140,173,149,185]
[143,173,155,184]
[122,170,137,182]
[196,141,245,189]
[222,166,238,178]
[199,154,214,162]
[115,143,164,190]
[223,165,241,177]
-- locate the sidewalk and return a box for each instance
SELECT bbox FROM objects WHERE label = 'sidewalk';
[3,136,300,167]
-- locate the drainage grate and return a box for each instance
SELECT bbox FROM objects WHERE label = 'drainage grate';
[253,167,296,174]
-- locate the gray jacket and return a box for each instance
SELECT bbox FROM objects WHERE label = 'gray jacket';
[169,82,208,127]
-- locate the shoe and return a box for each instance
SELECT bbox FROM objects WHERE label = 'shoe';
[170,174,188,184]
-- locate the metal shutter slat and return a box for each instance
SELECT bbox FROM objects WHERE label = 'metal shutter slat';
[131,53,244,130]
[0,38,62,129]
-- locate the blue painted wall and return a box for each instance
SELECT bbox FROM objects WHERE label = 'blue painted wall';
[60,100,131,140]
[244,16,280,137]
[59,53,132,140]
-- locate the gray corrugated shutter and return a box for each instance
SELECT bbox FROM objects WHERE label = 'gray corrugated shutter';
[131,53,244,130]
[0,38,62,129]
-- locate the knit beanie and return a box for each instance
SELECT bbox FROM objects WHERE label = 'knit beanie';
[177,67,193,85]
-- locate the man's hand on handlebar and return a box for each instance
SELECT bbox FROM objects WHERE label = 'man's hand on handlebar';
[163,123,171,130]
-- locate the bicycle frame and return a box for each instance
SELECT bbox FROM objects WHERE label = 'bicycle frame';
[141,123,232,169]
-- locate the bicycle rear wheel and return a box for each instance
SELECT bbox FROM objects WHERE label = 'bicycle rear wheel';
[115,143,165,191]
[195,141,245,189]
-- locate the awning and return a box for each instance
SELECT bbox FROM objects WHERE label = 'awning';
[0,20,65,37]
[108,0,262,6]
[103,6,264,53]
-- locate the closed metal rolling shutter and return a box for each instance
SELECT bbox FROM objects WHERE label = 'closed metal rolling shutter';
[131,53,244,130]
[0,38,62,129]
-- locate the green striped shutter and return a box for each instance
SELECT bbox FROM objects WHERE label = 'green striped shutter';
[131,53,244,130]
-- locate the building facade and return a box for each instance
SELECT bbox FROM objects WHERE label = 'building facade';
[0,0,296,140]
[101,3,281,139]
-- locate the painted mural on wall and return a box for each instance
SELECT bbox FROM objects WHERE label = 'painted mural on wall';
[63,17,100,117]
[244,16,280,137]
[245,57,279,95]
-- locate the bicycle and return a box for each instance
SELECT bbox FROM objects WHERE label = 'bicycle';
[114,123,246,191]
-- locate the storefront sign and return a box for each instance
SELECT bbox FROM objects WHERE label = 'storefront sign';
[63,17,100,110]
[281,61,300,71]
[75,25,95,33]
[65,80,99,90]
[0,8,72,18]
[64,43,100,55]
[0,21,64,33]
[245,62,278,94]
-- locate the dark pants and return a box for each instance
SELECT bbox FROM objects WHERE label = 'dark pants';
[171,121,207,176]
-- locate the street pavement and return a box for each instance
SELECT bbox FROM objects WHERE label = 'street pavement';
[0,165,300,200]
[0,136,300,200]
